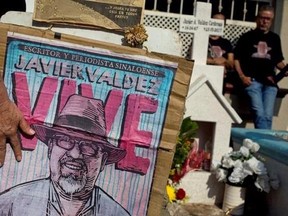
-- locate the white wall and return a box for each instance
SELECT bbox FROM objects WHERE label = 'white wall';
[25,0,34,13]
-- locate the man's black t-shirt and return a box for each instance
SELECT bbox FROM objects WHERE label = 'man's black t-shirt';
[234,29,284,83]
[0,0,26,17]
[208,37,233,59]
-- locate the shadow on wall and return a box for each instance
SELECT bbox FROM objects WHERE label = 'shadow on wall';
[206,174,225,206]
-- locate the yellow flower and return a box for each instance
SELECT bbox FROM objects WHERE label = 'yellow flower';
[166,184,176,203]
[169,168,175,176]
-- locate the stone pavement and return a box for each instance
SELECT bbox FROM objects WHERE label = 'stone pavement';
[161,202,225,216]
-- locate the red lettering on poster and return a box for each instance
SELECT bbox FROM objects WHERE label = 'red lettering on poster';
[12,73,157,174]
[79,83,93,98]
[104,90,123,133]
[56,79,77,117]
[117,94,158,175]
[12,72,58,150]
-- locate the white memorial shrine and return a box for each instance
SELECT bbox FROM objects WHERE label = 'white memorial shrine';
[1,1,241,206]
[179,2,241,204]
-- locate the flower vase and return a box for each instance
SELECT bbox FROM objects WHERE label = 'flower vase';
[222,183,246,216]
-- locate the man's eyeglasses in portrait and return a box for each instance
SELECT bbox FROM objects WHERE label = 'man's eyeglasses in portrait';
[53,134,104,157]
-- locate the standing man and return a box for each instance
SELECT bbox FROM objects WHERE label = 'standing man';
[0,95,130,216]
[234,5,286,129]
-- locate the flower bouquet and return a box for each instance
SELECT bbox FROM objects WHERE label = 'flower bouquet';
[166,180,188,203]
[166,117,199,203]
[212,138,279,193]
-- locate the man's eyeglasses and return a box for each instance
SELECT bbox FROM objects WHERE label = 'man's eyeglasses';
[53,134,103,157]
[258,16,273,21]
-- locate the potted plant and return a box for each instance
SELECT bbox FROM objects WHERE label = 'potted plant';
[212,138,279,215]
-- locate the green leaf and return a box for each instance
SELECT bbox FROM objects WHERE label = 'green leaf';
[179,117,198,141]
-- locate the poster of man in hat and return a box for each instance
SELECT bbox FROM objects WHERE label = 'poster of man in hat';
[0,32,177,215]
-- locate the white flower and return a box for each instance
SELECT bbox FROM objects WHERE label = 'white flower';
[233,159,243,168]
[243,138,260,153]
[212,139,280,193]
[243,138,254,149]
[255,175,270,193]
[230,150,242,158]
[250,142,260,153]
[215,168,228,182]
[244,157,267,175]
[240,146,250,158]
[228,166,247,184]
[242,164,254,176]
[221,154,235,168]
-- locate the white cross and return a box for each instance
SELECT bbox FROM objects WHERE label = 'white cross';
[180,2,224,65]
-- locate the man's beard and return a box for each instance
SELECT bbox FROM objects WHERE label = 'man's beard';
[58,173,87,195]
[57,156,88,195]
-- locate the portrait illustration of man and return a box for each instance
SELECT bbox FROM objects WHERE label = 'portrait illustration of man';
[0,94,130,216]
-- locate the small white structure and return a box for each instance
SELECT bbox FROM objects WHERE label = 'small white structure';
[183,2,241,165]
[185,75,241,162]
[181,75,241,204]
[180,2,242,205]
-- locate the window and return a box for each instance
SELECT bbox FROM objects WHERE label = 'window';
[145,0,275,22]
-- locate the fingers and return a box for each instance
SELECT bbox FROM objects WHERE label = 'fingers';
[19,118,35,136]
[0,135,7,167]
[9,134,22,162]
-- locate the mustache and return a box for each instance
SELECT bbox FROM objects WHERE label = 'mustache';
[59,156,87,171]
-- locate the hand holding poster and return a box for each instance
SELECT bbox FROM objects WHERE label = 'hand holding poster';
[0,24,192,216]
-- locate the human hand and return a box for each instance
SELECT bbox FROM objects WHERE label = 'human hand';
[0,100,35,167]
[266,76,276,85]
[240,75,253,86]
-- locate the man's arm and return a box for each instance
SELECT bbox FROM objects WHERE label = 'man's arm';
[276,61,286,71]
[225,52,234,70]
[273,62,288,83]
[0,76,35,167]
[234,59,252,86]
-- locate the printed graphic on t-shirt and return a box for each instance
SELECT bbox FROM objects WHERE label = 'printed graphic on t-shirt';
[209,45,225,58]
[252,41,271,59]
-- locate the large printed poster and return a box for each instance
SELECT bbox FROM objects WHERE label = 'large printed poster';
[0,32,177,215]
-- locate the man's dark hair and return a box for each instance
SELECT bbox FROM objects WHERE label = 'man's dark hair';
[0,0,26,18]
[212,13,226,25]
[258,5,275,16]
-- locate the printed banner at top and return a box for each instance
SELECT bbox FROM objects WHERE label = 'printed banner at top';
[33,0,145,29]
[0,32,177,216]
